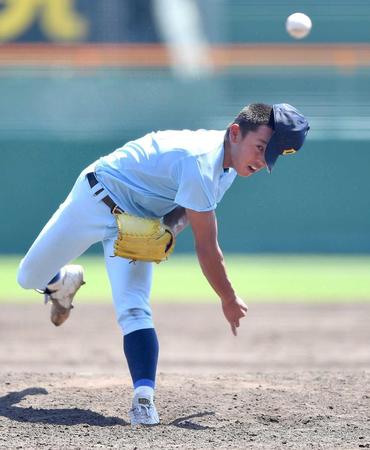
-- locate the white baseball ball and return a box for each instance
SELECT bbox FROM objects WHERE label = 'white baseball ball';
[286,13,312,39]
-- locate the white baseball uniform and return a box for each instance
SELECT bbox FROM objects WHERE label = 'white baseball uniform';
[18,129,237,334]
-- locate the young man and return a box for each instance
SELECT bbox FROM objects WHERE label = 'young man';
[17,103,309,426]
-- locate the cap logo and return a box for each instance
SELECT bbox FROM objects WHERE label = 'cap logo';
[282,148,296,155]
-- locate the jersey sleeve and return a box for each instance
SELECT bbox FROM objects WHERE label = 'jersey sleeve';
[174,156,217,212]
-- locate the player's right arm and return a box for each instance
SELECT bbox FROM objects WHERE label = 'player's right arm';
[185,208,248,335]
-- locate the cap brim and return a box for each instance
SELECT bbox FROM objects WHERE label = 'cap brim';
[264,132,281,173]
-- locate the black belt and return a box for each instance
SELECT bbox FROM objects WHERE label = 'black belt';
[86,172,123,214]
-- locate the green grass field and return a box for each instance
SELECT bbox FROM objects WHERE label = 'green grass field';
[1,254,370,304]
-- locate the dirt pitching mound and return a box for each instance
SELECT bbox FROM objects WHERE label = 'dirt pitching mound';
[0,303,369,449]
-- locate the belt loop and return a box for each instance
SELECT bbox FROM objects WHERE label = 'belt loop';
[112,205,123,215]
[87,172,124,214]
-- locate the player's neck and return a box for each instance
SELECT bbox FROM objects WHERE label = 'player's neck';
[223,137,232,170]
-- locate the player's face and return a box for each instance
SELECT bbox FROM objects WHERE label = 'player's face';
[227,124,274,177]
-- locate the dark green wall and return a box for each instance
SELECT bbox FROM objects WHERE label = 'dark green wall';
[224,0,370,43]
[3,138,370,254]
[217,140,370,253]
[2,0,370,44]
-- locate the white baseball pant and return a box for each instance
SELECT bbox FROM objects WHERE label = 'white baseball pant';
[17,165,154,335]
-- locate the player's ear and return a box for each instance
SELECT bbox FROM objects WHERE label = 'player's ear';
[229,123,240,144]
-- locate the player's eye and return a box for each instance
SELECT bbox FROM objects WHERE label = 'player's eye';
[257,145,264,153]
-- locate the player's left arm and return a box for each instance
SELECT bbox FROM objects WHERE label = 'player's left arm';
[163,206,189,236]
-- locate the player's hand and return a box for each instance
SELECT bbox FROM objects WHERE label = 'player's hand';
[221,296,248,336]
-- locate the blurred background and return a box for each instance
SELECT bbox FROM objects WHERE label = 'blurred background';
[1,0,369,302]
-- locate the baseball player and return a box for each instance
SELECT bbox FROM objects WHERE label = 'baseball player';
[17,103,309,426]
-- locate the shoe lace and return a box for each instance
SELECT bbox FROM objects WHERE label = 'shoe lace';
[133,403,151,418]
[35,288,54,304]
[35,288,73,310]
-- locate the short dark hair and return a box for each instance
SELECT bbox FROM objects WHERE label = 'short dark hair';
[226,103,274,138]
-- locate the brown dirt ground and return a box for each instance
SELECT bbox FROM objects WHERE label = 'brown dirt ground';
[0,303,370,449]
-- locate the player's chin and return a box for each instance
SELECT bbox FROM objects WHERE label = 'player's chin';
[238,166,256,177]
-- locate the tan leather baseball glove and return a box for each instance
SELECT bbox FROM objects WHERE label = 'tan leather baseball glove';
[114,213,175,263]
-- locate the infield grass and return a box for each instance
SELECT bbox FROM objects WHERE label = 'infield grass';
[1,254,370,304]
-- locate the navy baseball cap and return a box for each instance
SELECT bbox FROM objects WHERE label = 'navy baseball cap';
[265,103,310,172]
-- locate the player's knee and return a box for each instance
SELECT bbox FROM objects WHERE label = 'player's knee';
[17,261,35,289]
[118,307,153,335]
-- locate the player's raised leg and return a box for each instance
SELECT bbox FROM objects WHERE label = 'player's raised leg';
[103,238,159,425]
[17,170,117,325]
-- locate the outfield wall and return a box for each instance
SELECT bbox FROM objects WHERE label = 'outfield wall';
[4,135,370,254]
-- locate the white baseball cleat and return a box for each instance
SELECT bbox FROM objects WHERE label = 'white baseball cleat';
[129,394,160,426]
[44,265,85,326]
